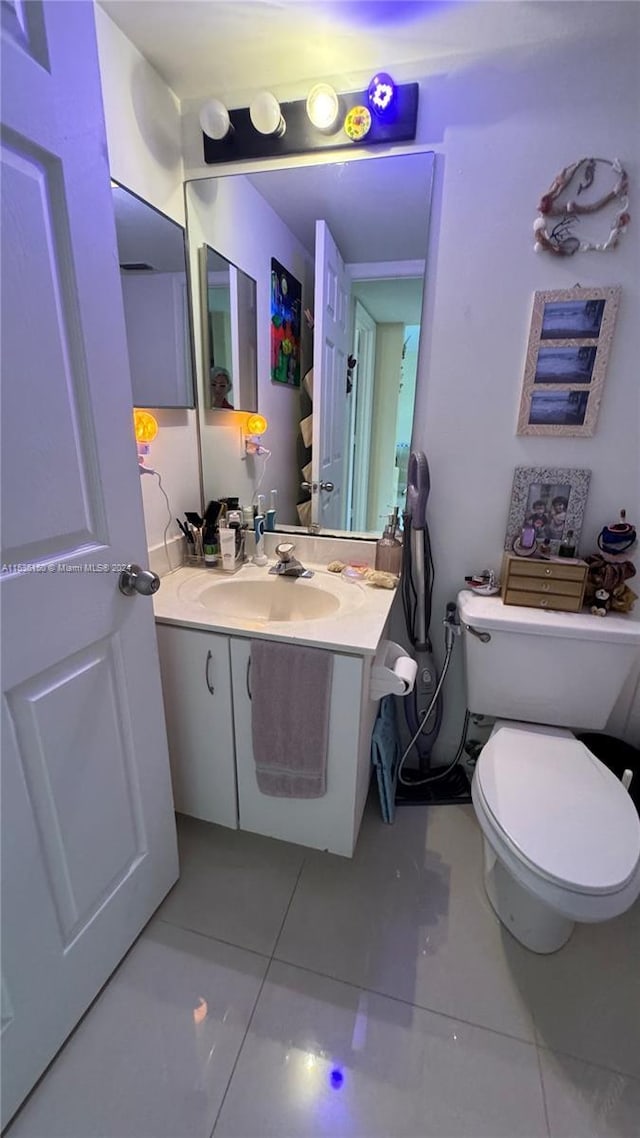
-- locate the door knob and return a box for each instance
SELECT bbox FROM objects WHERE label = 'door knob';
[319,481,334,492]
[118,563,160,596]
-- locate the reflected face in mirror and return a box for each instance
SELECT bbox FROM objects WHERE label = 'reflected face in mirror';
[186,151,434,533]
[112,183,194,408]
[210,365,234,409]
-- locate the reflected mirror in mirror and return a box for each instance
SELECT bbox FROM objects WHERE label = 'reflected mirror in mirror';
[185,151,434,533]
[198,244,258,412]
[113,183,195,408]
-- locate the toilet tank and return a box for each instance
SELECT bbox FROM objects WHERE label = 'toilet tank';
[457,590,640,729]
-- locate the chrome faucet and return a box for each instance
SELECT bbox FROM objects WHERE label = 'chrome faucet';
[269,541,313,578]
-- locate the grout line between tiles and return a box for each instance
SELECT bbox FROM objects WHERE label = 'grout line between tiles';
[154,915,272,965]
[268,953,539,1051]
[208,857,307,1138]
[534,1039,640,1084]
[208,965,269,1138]
[535,1044,553,1138]
[270,857,308,962]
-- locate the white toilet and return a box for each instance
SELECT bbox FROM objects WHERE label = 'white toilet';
[458,590,640,953]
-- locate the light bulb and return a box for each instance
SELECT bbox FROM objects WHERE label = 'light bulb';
[367,72,397,117]
[306,83,339,130]
[344,105,372,142]
[133,409,158,444]
[199,99,232,140]
[249,92,285,137]
[246,413,268,436]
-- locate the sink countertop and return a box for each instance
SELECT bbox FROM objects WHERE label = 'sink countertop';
[153,563,398,656]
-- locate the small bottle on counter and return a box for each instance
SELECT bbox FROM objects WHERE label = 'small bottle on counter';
[219,525,236,572]
[203,520,219,568]
[558,529,577,558]
[375,513,403,575]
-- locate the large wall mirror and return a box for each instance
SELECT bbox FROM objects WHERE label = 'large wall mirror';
[185,150,434,533]
[113,183,195,408]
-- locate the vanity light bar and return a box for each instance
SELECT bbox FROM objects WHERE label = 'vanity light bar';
[201,82,419,165]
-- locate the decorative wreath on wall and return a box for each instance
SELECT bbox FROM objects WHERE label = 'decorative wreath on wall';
[533,157,630,256]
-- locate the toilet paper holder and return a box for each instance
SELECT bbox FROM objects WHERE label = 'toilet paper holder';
[369,639,418,701]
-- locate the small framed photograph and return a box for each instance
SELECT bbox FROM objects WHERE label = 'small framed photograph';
[504,466,591,556]
[517,286,620,436]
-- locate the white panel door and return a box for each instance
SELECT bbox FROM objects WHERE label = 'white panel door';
[312,220,351,529]
[0,2,178,1126]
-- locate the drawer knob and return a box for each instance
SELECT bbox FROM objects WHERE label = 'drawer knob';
[545,567,551,575]
[542,583,550,591]
[540,598,549,607]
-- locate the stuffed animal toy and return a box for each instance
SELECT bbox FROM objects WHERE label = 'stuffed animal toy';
[584,553,636,612]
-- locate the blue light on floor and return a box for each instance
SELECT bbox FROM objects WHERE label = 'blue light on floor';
[330,1068,344,1089]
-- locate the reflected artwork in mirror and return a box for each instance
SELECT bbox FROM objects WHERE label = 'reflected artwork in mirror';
[112,183,195,408]
[185,150,434,534]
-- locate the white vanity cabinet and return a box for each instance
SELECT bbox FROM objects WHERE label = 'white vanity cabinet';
[155,620,380,856]
[230,639,377,856]
[156,624,238,829]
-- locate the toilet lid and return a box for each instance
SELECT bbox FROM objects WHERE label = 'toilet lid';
[476,724,640,894]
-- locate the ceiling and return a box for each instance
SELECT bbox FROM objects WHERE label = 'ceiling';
[98,1,634,103]
[352,277,424,325]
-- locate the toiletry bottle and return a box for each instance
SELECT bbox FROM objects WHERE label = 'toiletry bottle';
[203,519,219,568]
[253,512,268,565]
[220,525,236,572]
[375,514,403,575]
[266,489,277,532]
[558,529,576,558]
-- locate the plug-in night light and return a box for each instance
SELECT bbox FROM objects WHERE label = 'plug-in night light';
[133,409,158,444]
[246,413,268,436]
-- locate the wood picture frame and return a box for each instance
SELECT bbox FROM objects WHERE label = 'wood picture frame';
[516,286,621,437]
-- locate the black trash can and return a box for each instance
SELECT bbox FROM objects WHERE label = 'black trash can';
[577,732,640,815]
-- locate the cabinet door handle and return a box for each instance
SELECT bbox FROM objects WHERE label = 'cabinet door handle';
[246,658,252,701]
[205,650,215,695]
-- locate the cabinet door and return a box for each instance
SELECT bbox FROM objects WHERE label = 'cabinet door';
[156,625,237,828]
[230,639,362,855]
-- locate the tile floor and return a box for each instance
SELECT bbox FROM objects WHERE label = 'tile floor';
[8,802,640,1138]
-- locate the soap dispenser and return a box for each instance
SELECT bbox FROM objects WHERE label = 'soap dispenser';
[375,512,403,575]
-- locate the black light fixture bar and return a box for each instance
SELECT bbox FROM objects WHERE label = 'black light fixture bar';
[202,82,419,165]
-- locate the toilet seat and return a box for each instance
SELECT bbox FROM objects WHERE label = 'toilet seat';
[475,723,640,898]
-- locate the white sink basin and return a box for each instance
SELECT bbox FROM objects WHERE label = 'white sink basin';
[155,562,397,653]
[175,569,357,624]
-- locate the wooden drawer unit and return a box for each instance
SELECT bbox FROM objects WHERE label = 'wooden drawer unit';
[501,554,588,613]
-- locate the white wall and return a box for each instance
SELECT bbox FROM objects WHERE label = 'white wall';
[412,25,640,751]
[367,324,404,530]
[185,175,314,521]
[95,5,200,566]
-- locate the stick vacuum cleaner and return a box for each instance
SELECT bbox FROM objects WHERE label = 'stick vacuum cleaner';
[395,451,471,806]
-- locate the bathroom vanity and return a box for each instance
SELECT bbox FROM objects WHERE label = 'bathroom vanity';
[153,556,397,856]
